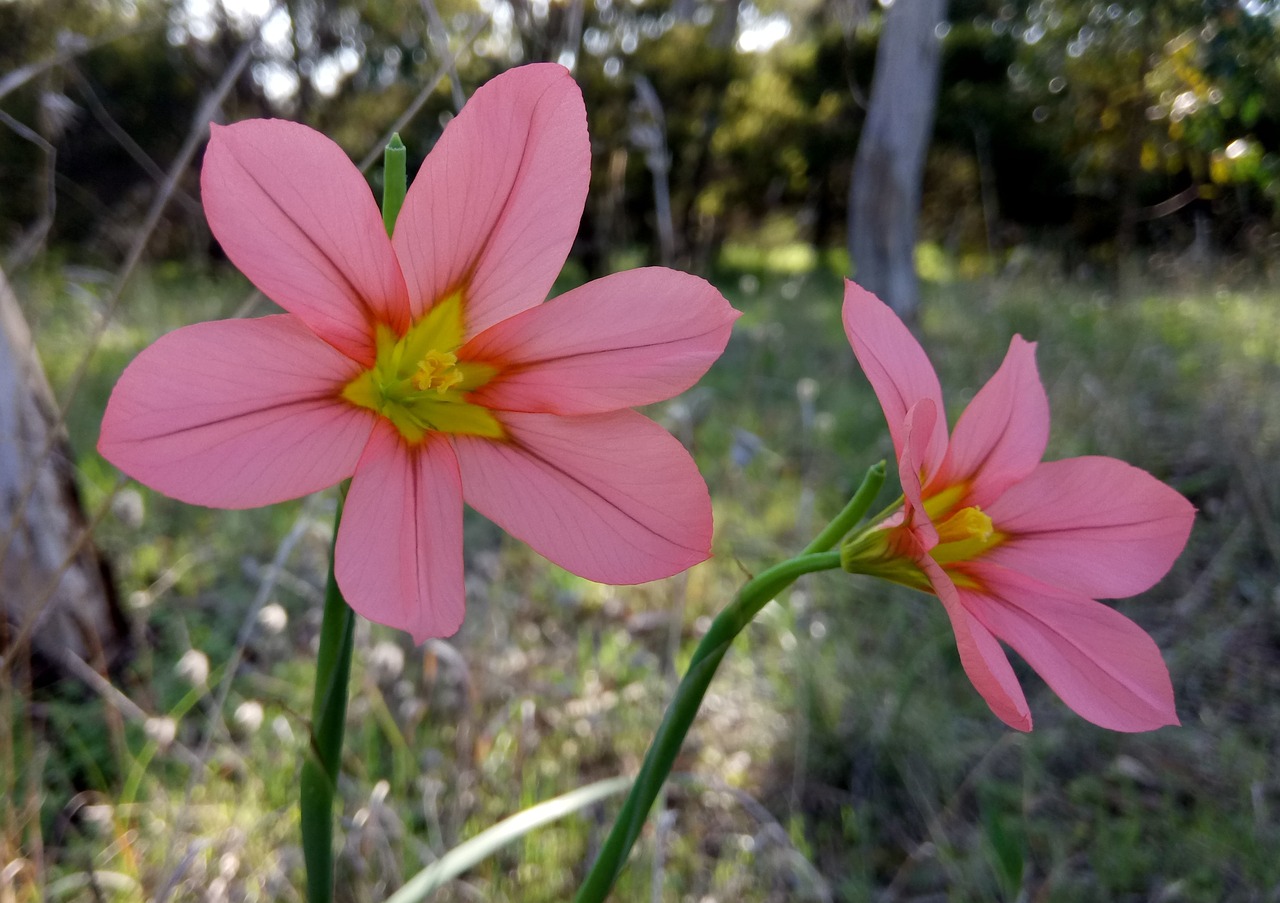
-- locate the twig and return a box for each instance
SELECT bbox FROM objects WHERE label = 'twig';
[0,26,154,104]
[355,18,486,173]
[675,772,835,902]
[150,839,211,903]
[630,76,675,267]
[418,0,466,113]
[1137,184,1200,221]
[0,471,126,679]
[879,733,1022,902]
[0,109,58,268]
[67,64,203,216]
[51,647,205,771]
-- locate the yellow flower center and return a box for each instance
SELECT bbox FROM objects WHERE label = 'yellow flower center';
[930,505,1004,565]
[413,350,463,394]
[341,293,502,443]
[840,498,1006,593]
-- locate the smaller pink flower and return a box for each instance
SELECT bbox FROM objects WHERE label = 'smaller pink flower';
[99,64,739,643]
[840,281,1194,732]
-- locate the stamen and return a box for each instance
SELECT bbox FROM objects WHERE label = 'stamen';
[937,506,994,544]
[340,313,503,443]
[931,505,1003,564]
[413,350,463,394]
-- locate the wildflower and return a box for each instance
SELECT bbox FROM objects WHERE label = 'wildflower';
[840,282,1193,731]
[99,64,738,642]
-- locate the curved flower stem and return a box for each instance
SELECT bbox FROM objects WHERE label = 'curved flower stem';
[801,461,886,555]
[299,136,408,903]
[574,462,886,903]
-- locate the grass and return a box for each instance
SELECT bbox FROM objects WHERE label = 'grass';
[3,250,1278,902]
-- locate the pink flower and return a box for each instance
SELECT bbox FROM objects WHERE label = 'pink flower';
[839,281,1194,731]
[99,64,738,643]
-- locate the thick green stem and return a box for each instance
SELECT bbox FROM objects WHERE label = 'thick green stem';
[574,463,886,902]
[300,495,355,903]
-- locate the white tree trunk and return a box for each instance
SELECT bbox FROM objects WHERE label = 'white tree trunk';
[0,264,124,670]
[848,0,948,320]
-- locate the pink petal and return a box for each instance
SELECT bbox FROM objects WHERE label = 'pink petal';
[462,268,739,415]
[336,424,465,643]
[985,456,1195,599]
[898,399,941,551]
[933,336,1049,507]
[98,315,374,508]
[201,119,409,364]
[961,563,1179,732]
[842,280,947,477]
[393,63,589,335]
[452,410,711,584]
[919,556,1032,730]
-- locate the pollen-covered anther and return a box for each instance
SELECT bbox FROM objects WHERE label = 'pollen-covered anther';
[340,316,505,443]
[938,506,994,544]
[931,505,1003,565]
[413,350,463,394]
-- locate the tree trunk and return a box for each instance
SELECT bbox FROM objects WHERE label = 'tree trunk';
[0,264,125,672]
[848,0,948,321]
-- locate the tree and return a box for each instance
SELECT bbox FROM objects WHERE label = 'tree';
[0,264,125,672]
[1010,0,1280,264]
[848,0,949,319]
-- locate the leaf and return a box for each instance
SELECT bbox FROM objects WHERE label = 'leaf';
[384,777,632,903]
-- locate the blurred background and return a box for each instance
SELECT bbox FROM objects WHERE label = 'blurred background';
[2,0,1278,900]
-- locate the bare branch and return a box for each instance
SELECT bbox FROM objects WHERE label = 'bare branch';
[0,109,57,268]
[419,0,466,113]
[52,646,206,770]
[355,18,486,173]
[0,30,126,104]
[67,64,203,217]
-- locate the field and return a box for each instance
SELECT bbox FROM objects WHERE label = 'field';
[4,251,1279,902]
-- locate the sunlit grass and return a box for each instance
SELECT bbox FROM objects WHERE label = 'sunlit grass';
[6,252,1278,901]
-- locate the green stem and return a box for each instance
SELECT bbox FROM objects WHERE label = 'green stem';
[300,493,355,903]
[382,133,406,238]
[299,133,407,903]
[802,460,885,554]
[574,463,886,902]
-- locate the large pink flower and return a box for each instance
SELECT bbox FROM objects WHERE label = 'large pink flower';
[839,281,1194,731]
[99,64,738,643]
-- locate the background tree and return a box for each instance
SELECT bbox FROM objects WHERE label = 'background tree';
[848,0,949,320]
[2,0,1278,282]
[1007,0,1280,271]
[1,264,125,672]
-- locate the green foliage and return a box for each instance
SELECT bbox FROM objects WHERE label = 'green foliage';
[1004,0,1280,248]
[2,0,1279,895]
[4,0,1279,271]
[6,254,1280,901]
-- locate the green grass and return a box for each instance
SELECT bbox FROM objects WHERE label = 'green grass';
[4,252,1278,902]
